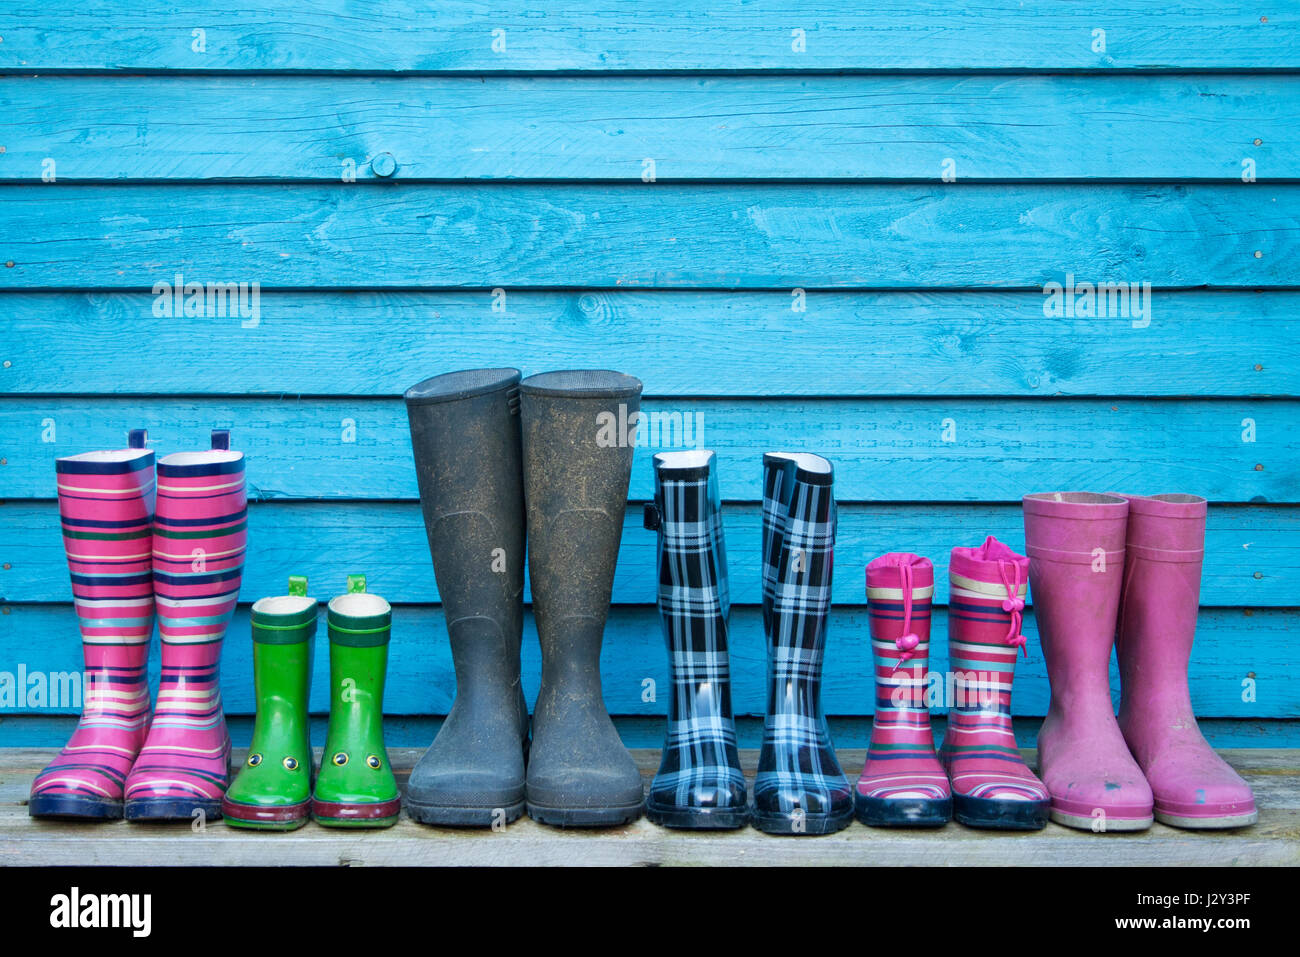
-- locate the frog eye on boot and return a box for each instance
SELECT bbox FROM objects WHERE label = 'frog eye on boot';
[332,752,349,767]
[247,753,262,767]
[282,756,299,771]
[366,755,382,769]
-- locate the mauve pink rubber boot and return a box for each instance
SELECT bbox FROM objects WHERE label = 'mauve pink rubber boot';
[1023,492,1153,832]
[1115,493,1257,829]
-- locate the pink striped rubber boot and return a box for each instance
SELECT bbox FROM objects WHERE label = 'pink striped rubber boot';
[1023,492,1153,832]
[1116,494,1257,829]
[939,536,1049,830]
[29,432,156,820]
[125,431,247,821]
[855,553,951,827]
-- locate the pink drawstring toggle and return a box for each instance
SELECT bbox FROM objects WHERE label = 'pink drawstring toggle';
[998,559,1028,658]
[889,562,922,675]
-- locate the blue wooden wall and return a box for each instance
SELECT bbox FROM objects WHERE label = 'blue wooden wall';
[1,2,1297,747]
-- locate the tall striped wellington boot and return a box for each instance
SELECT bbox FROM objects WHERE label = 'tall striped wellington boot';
[30,430,155,820]
[1115,494,1257,829]
[939,536,1050,830]
[312,576,400,827]
[644,450,747,830]
[125,430,247,821]
[855,553,951,827]
[221,576,318,831]
[1023,493,1153,832]
[752,452,853,835]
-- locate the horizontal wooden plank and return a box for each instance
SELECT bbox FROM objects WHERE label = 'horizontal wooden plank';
[1,604,1290,719]
[1,397,1291,503]
[0,2,1293,73]
[1,750,1296,866]
[7,714,1295,751]
[0,75,1294,182]
[4,290,1296,397]
[0,184,1293,289]
[2,502,1293,606]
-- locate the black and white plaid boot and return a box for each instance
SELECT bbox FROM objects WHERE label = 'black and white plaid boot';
[643,450,748,829]
[752,452,854,835]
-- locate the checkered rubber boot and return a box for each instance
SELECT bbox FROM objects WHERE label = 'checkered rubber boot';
[752,452,853,835]
[644,450,747,829]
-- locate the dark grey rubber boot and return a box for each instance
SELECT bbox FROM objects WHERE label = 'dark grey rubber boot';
[521,370,645,827]
[404,369,530,827]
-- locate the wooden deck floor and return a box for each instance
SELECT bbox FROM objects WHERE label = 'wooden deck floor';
[1,747,1296,866]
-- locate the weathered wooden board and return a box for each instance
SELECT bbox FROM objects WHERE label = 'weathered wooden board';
[4,290,1296,398]
[1,398,1292,503]
[0,184,1293,289]
[0,2,1292,73]
[2,501,1293,606]
[7,715,1297,750]
[0,604,1289,719]
[1,749,1295,866]
[0,75,1293,181]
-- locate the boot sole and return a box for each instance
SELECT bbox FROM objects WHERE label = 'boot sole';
[855,794,951,828]
[645,800,749,830]
[1050,808,1153,832]
[953,794,1050,831]
[312,797,402,828]
[125,796,224,822]
[752,806,854,836]
[221,798,312,830]
[28,793,123,821]
[406,797,526,828]
[526,799,643,828]
[1155,809,1259,830]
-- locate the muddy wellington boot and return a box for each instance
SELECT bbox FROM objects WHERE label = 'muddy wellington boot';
[939,536,1050,830]
[312,576,401,827]
[1023,493,1153,832]
[1115,494,1257,829]
[222,576,318,831]
[752,452,853,835]
[30,430,155,820]
[125,430,246,821]
[403,369,530,827]
[521,370,645,827]
[855,553,951,827]
[643,450,747,829]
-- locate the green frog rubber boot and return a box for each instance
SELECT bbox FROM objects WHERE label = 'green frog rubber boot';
[222,577,318,831]
[522,370,645,828]
[404,369,530,827]
[312,577,400,828]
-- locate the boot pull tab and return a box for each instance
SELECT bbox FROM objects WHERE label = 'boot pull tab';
[347,573,367,594]
[210,429,231,451]
[506,385,521,417]
[643,502,662,531]
[128,428,148,449]
[288,575,308,597]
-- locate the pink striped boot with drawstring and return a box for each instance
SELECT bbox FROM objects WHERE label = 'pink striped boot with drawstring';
[939,536,1050,830]
[29,431,156,820]
[855,553,951,827]
[124,431,247,821]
